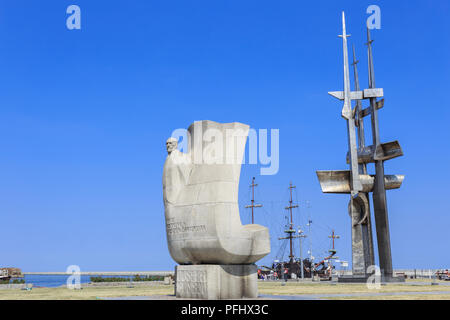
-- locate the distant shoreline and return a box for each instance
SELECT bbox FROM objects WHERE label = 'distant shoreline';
[24,271,174,276]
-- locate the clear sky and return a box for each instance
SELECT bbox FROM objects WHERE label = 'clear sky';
[1,1,449,272]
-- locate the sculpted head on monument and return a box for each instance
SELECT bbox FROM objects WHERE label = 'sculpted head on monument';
[166,137,178,154]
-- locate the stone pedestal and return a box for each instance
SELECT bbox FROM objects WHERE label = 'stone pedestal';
[175,264,257,299]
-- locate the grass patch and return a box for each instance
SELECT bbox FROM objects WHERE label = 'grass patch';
[0,284,174,300]
[256,281,450,296]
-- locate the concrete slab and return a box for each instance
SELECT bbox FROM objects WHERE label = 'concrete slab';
[175,264,258,299]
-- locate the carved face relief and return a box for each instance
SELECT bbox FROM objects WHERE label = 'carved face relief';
[166,138,178,154]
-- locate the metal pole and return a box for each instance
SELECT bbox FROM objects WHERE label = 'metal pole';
[289,183,293,262]
[298,229,306,279]
[307,219,313,262]
[367,27,393,279]
[299,236,303,279]
[251,177,254,224]
[351,45,375,268]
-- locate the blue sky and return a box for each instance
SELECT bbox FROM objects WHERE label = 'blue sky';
[1,1,449,272]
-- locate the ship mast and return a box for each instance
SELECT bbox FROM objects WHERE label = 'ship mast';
[279,182,299,264]
[245,177,262,224]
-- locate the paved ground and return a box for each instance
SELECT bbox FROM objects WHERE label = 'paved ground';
[100,295,277,300]
[101,290,450,300]
[260,291,450,300]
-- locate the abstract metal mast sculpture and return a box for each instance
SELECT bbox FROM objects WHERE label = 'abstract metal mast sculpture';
[317,12,405,281]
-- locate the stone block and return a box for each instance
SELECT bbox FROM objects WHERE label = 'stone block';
[175,264,258,299]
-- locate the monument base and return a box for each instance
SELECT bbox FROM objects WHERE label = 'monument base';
[175,264,257,299]
[338,275,406,283]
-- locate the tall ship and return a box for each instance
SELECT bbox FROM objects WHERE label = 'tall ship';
[244,178,342,280]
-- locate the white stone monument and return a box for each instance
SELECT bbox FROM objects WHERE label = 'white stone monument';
[163,120,270,299]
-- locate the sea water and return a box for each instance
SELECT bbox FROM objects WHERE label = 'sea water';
[23,275,134,288]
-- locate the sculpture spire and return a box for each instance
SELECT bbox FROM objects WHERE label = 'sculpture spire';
[340,11,363,195]
[367,27,375,89]
[352,45,365,151]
